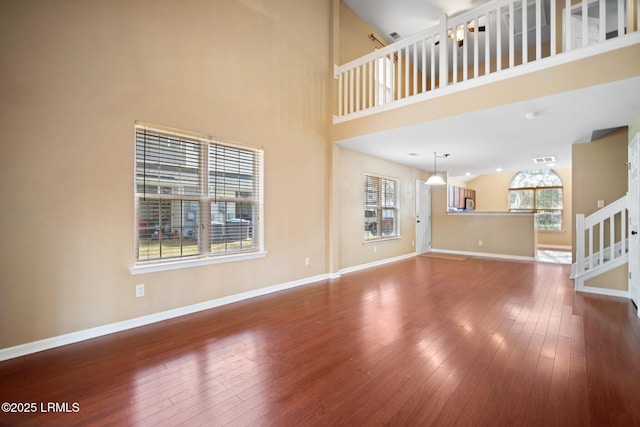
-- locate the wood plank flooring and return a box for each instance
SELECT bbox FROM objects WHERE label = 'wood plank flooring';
[2,256,640,426]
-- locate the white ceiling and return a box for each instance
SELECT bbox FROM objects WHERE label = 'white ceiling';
[339,0,640,179]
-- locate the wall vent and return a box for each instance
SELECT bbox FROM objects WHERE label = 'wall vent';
[533,156,556,164]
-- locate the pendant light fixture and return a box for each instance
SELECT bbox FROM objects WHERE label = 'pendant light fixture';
[426,152,449,185]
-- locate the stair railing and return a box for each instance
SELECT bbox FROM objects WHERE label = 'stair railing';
[575,194,628,278]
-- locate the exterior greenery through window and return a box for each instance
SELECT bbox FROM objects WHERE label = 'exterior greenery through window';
[364,174,399,240]
[509,169,563,231]
[135,123,263,263]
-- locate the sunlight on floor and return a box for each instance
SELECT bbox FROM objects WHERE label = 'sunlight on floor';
[537,250,572,264]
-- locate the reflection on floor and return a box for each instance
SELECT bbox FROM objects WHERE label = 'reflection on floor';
[537,249,572,264]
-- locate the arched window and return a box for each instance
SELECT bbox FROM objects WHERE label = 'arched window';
[509,169,563,231]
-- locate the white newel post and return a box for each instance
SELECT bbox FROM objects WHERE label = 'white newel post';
[576,214,586,275]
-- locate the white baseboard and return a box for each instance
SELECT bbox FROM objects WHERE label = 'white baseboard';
[575,283,630,299]
[430,248,535,262]
[338,252,417,275]
[0,273,331,362]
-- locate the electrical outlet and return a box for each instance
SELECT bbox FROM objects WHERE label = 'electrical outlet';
[305,257,310,266]
[136,284,145,298]
[374,246,377,253]
[478,240,483,247]
[597,200,605,208]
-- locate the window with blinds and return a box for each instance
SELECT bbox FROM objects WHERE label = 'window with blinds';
[135,123,263,263]
[364,174,399,241]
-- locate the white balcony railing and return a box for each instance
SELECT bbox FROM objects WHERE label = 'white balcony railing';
[335,0,639,122]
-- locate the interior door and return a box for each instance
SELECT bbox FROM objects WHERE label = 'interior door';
[416,180,431,254]
[629,132,639,313]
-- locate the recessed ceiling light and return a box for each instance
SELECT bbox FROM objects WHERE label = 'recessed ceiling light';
[496,168,503,172]
[547,163,556,167]
[524,112,537,120]
[465,172,471,176]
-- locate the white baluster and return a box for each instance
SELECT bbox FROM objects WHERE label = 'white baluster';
[551,0,556,56]
[349,69,354,113]
[430,37,436,91]
[355,66,360,112]
[463,23,468,81]
[413,42,418,96]
[599,0,606,42]
[582,0,589,47]
[523,0,528,64]
[618,0,625,37]
[566,0,572,51]
[439,14,448,89]
[485,12,491,76]
[536,0,542,60]
[496,6,502,71]
[509,2,515,67]
[453,26,458,83]
[474,17,479,78]
[576,214,585,274]
[338,72,343,117]
[421,39,426,93]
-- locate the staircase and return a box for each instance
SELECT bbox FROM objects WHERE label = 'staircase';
[573,194,629,295]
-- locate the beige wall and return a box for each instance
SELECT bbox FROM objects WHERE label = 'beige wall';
[336,147,424,269]
[466,169,572,248]
[431,186,536,257]
[339,2,385,64]
[0,0,332,348]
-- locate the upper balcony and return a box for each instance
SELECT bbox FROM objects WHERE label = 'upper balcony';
[334,0,640,128]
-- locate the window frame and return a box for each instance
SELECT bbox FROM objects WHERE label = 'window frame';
[508,169,564,231]
[364,174,400,242]
[131,122,266,274]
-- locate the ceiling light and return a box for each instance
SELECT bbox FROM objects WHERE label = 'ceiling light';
[408,152,419,156]
[426,152,449,185]
[524,112,537,120]
[496,168,503,172]
[465,172,471,176]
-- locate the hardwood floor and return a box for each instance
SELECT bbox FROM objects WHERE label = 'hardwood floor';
[2,256,640,426]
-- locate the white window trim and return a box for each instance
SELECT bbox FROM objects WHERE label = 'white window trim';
[133,122,264,271]
[364,173,400,242]
[130,250,268,275]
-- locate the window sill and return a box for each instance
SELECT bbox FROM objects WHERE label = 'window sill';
[363,236,402,244]
[130,251,268,275]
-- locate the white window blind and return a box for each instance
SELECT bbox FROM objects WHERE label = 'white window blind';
[135,123,263,263]
[364,174,399,240]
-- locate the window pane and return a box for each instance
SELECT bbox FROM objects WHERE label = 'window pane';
[382,180,396,207]
[364,176,380,207]
[537,210,562,231]
[210,201,255,254]
[364,209,380,240]
[536,188,563,209]
[209,144,256,200]
[138,199,200,261]
[509,189,534,210]
[136,130,201,196]
[509,169,562,188]
[381,209,397,237]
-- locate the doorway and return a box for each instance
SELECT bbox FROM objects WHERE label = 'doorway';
[629,132,639,312]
